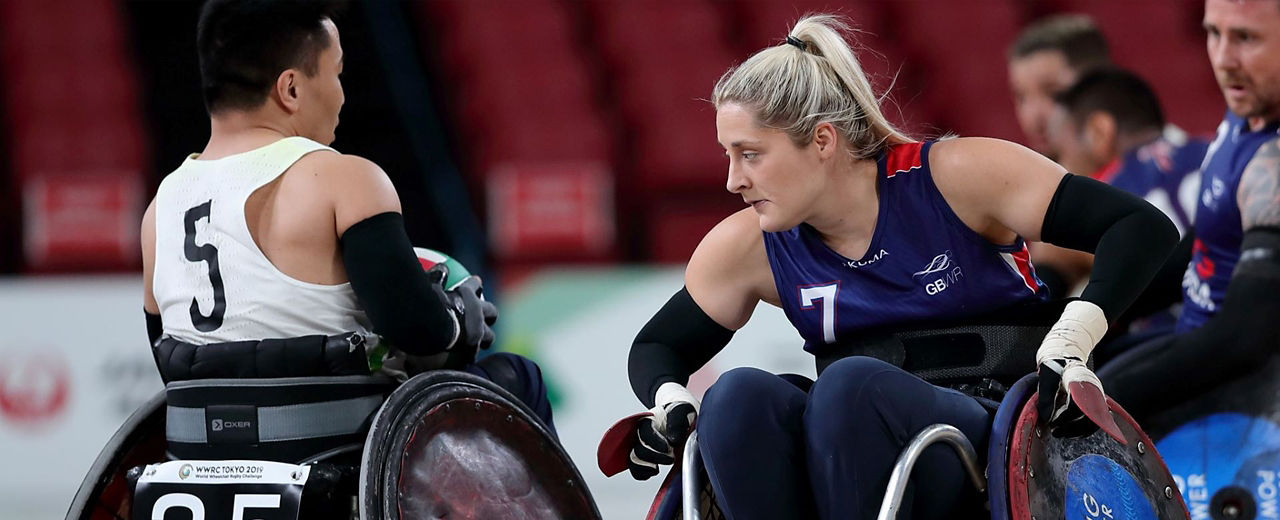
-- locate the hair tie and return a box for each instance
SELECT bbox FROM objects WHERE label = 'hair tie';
[785,35,806,51]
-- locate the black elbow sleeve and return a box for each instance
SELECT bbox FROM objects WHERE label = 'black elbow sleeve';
[340,212,456,354]
[628,287,734,407]
[1041,174,1180,321]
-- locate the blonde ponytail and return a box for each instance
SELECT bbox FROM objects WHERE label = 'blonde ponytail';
[712,14,910,159]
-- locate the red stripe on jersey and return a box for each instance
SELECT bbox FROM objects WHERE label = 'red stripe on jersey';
[885,142,925,178]
[1091,158,1122,184]
[1009,246,1038,291]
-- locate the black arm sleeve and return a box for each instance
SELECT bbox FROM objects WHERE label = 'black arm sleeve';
[1040,174,1180,322]
[1102,227,1280,418]
[628,287,734,408]
[340,212,456,355]
[1119,229,1195,321]
[145,310,163,345]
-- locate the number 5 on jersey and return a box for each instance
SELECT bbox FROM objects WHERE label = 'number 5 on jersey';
[185,201,226,332]
[799,282,840,344]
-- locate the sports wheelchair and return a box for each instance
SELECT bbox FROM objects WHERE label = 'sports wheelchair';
[67,368,600,520]
[600,313,1193,520]
[1143,351,1280,520]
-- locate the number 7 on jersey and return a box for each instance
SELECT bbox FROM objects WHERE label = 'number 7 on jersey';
[799,282,840,344]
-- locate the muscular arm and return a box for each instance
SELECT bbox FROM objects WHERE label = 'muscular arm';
[324,155,459,354]
[929,137,1064,243]
[627,209,775,406]
[1240,138,1280,231]
[685,208,778,329]
[141,198,162,344]
[931,138,1179,321]
[141,198,159,315]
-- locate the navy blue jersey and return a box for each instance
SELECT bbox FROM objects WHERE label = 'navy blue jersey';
[1098,131,1207,236]
[1177,113,1280,332]
[763,141,1049,354]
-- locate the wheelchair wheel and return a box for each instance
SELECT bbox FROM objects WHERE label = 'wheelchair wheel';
[1004,377,1189,520]
[65,391,167,520]
[1149,353,1280,520]
[358,370,600,520]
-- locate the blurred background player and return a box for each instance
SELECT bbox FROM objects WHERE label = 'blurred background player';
[624,14,1176,520]
[1007,14,1112,159]
[1042,68,1208,361]
[142,0,552,430]
[1006,14,1117,300]
[1101,0,1280,419]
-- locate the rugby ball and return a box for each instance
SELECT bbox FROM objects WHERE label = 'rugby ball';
[413,247,471,290]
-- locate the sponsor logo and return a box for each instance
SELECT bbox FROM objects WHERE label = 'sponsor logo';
[178,464,193,480]
[1182,267,1216,312]
[0,350,71,427]
[210,419,253,432]
[1183,240,1217,312]
[189,463,266,480]
[845,249,889,269]
[914,251,963,296]
[1201,178,1226,212]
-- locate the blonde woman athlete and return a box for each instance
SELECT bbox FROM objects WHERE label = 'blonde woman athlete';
[623,15,1178,519]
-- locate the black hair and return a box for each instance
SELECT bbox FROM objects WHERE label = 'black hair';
[1009,14,1110,71]
[196,0,344,113]
[1054,68,1165,135]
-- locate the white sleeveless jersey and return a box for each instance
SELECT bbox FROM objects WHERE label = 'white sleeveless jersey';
[152,136,372,343]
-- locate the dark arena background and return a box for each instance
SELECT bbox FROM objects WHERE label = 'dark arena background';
[0,1,1238,519]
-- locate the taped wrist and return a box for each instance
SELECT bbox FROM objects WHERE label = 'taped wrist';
[340,212,458,354]
[1041,174,1179,321]
[654,382,699,413]
[628,287,734,408]
[1037,300,1109,365]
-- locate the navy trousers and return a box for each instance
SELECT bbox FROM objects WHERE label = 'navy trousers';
[697,357,991,519]
[464,352,557,438]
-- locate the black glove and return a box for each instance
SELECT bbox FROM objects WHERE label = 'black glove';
[1036,358,1093,436]
[441,272,498,351]
[627,387,698,481]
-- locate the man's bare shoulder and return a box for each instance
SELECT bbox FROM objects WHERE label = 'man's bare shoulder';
[292,150,389,186]
[1240,136,1280,231]
[289,150,402,233]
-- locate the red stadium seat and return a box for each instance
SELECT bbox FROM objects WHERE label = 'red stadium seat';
[0,0,149,271]
[885,0,1025,140]
[645,195,743,264]
[733,0,888,52]
[415,0,619,262]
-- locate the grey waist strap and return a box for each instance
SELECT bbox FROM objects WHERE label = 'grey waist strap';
[166,394,384,444]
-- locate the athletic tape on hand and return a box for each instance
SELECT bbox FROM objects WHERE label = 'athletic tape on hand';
[1036,300,1108,365]
[651,382,699,431]
[1061,359,1103,389]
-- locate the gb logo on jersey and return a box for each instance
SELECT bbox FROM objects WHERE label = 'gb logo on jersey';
[914,251,964,296]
